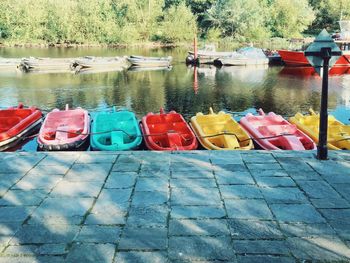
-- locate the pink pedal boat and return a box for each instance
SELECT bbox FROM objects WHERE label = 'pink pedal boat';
[37,105,90,151]
[240,109,316,150]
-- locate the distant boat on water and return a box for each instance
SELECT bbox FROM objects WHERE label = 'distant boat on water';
[127,55,172,67]
[214,47,269,66]
[186,44,234,64]
[72,56,127,73]
[278,20,350,68]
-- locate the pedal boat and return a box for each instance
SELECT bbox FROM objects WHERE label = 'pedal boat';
[289,109,350,150]
[91,108,142,151]
[190,108,253,150]
[140,108,197,151]
[240,109,316,150]
[37,105,90,151]
[0,103,42,150]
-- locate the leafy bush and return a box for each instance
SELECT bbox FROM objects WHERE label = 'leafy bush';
[158,3,197,43]
[270,0,315,38]
[205,0,270,42]
[0,0,346,45]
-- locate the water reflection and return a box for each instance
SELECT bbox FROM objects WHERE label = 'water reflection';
[279,66,350,78]
[217,65,269,83]
[127,66,172,72]
[0,68,347,116]
[0,48,349,122]
[196,65,216,79]
[279,67,319,78]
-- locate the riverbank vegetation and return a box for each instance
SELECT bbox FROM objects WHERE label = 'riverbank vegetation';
[0,0,349,47]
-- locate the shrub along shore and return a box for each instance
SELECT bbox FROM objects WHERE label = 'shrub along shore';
[0,0,348,47]
[0,42,180,48]
[0,39,295,51]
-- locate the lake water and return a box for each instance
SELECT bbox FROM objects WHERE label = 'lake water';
[1,47,350,151]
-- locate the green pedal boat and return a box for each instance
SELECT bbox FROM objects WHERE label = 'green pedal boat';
[91,108,142,151]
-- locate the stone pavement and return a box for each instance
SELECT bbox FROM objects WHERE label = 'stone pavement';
[0,150,350,262]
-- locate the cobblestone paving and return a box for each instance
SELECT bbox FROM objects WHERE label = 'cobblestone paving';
[0,150,350,262]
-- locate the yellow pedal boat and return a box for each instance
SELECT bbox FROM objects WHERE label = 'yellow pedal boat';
[289,109,350,150]
[190,108,254,150]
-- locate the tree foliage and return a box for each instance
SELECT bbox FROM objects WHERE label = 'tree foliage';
[205,0,271,41]
[158,3,197,43]
[309,0,350,33]
[0,0,347,44]
[270,0,315,38]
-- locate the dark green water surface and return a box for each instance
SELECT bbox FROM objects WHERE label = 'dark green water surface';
[0,47,349,151]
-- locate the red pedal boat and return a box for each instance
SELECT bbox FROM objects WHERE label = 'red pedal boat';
[240,109,316,150]
[140,108,198,151]
[0,103,42,150]
[37,105,90,151]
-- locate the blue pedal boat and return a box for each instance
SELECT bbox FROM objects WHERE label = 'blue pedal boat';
[91,108,142,151]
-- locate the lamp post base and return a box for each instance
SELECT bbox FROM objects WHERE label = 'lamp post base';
[317,145,328,160]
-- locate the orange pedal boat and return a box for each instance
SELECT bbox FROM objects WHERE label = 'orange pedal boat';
[140,108,198,151]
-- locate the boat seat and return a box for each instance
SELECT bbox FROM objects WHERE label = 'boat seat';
[279,135,305,150]
[55,125,69,141]
[0,117,21,130]
[166,132,182,148]
[222,134,240,149]
[258,125,297,136]
[111,131,124,145]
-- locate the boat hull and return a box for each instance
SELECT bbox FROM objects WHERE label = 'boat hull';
[127,56,172,67]
[0,119,42,151]
[128,66,172,72]
[0,58,21,71]
[278,50,350,68]
[0,104,43,150]
[19,58,74,72]
[187,51,233,65]
[73,56,127,72]
[214,57,269,66]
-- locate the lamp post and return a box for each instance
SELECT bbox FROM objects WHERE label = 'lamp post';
[304,29,342,160]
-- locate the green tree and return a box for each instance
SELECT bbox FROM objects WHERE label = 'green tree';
[205,0,271,41]
[3,0,343,45]
[270,0,315,38]
[186,0,217,32]
[43,0,77,43]
[309,0,350,33]
[0,0,46,42]
[159,3,197,43]
[164,0,184,9]
[111,0,164,42]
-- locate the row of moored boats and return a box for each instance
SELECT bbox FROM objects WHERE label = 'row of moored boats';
[1,104,350,151]
[0,55,172,74]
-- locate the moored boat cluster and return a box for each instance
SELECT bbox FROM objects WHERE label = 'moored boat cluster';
[186,46,275,66]
[1,104,349,152]
[0,55,173,74]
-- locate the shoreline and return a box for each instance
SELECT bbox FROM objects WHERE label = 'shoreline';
[0,42,187,49]
[0,38,293,50]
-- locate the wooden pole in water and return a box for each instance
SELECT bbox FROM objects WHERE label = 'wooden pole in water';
[193,65,198,94]
[194,36,198,61]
